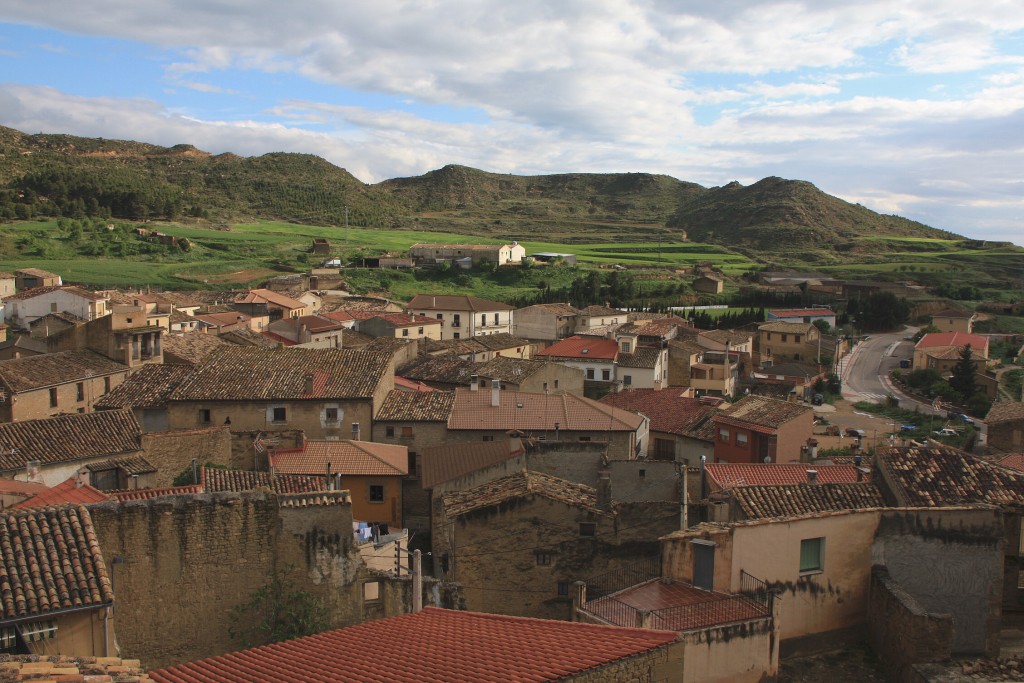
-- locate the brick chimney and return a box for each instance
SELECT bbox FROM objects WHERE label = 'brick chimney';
[806,469,818,484]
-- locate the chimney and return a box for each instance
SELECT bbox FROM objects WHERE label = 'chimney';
[597,470,612,511]
[325,462,332,490]
[470,374,479,391]
[351,422,361,441]
[807,438,818,460]
[554,422,560,441]
[25,461,43,485]
[491,381,501,407]
[806,469,818,484]
[303,374,315,394]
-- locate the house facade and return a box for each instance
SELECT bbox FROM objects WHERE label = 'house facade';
[758,321,821,364]
[408,294,514,340]
[712,395,814,464]
[0,350,131,422]
[512,303,580,340]
[409,242,526,266]
[3,286,109,327]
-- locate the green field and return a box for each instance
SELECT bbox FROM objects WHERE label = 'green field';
[0,219,756,291]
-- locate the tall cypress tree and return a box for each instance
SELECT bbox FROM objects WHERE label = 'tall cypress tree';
[950,344,978,400]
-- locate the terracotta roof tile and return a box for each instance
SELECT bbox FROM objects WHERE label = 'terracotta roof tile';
[273,440,408,477]
[705,463,868,489]
[397,355,477,385]
[987,402,1024,424]
[221,327,282,348]
[235,288,306,309]
[730,482,884,519]
[422,337,488,356]
[169,347,392,401]
[617,347,662,369]
[448,388,644,432]
[202,467,327,494]
[998,454,1024,472]
[877,445,1024,508]
[580,305,623,316]
[537,336,619,361]
[0,350,128,393]
[84,455,157,475]
[2,285,106,302]
[443,470,608,517]
[277,491,352,508]
[915,331,988,351]
[522,303,580,317]
[474,357,550,383]
[11,477,110,509]
[600,389,716,438]
[471,333,530,351]
[150,607,678,683]
[161,333,233,365]
[0,409,142,472]
[111,485,203,501]
[420,439,524,489]
[586,578,767,631]
[408,294,514,312]
[95,364,195,409]
[376,390,456,422]
[715,395,812,430]
[0,506,113,621]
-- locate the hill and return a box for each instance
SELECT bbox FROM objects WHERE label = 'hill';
[0,125,961,256]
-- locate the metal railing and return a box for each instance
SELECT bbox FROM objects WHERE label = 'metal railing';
[583,555,661,600]
[646,593,769,631]
[740,570,772,610]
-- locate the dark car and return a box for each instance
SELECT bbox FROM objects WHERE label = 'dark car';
[811,393,824,406]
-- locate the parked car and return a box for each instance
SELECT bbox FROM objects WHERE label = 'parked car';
[899,359,911,369]
[845,428,867,438]
[933,428,958,437]
[811,393,824,406]
[900,424,916,432]
[956,413,975,426]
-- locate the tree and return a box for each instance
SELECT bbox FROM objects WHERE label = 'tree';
[812,319,831,335]
[229,566,329,647]
[950,344,978,400]
[853,291,911,332]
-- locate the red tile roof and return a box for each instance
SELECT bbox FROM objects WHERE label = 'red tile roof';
[914,331,988,351]
[408,294,514,312]
[730,482,884,519]
[0,505,113,621]
[448,388,644,432]
[236,288,306,310]
[95,364,195,409]
[705,463,869,489]
[273,440,408,477]
[420,439,525,489]
[714,395,812,432]
[600,389,715,438]
[987,402,1024,424]
[202,467,326,494]
[2,285,107,302]
[0,655,152,681]
[586,578,767,631]
[537,336,618,361]
[0,409,142,472]
[149,607,678,683]
[999,454,1024,472]
[111,485,203,501]
[0,349,128,392]
[876,445,1024,508]
[11,477,110,509]
[376,389,456,421]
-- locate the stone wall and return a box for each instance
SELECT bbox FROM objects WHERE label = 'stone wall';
[873,507,1004,656]
[89,493,406,670]
[868,565,953,683]
[561,641,685,682]
[609,460,680,502]
[141,426,233,486]
[231,429,305,471]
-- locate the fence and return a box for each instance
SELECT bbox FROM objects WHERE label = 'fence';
[583,555,661,600]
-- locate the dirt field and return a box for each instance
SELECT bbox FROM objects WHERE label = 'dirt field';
[811,398,924,454]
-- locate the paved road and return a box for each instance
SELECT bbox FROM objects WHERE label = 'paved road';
[839,326,988,445]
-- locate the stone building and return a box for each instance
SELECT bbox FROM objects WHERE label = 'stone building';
[473,356,585,395]
[408,294,514,340]
[512,302,580,340]
[164,347,395,443]
[0,349,131,422]
[600,389,716,464]
[986,401,1024,453]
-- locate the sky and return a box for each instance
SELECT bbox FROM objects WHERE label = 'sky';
[0,1,1022,245]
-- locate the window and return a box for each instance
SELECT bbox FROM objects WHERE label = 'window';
[369,485,385,503]
[536,552,552,566]
[454,332,460,339]
[76,382,85,402]
[794,335,801,343]
[408,452,418,477]
[363,581,380,602]
[104,377,111,393]
[482,435,494,442]
[543,382,549,391]
[493,313,500,325]
[639,469,646,478]
[418,327,424,334]
[557,581,569,596]
[453,314,461,327]
[781,334,788,342]
[481,314,486,325]
[602,369,610,381]
[436,313,443,320]
[579,523,597,537]
[623,375,632,386]
[401,426,413,438]
[50,302,58,312]
[199,409,211,424]
[325,407,339,422]
[272,407,287,423]
[736,432,748,446]
[402,328,409,337]
[49,388,58,408]
[578,436,591,442]
[719,428,730,441]
[554,380,559,389]
[800,537,824,574]
[586,368,595,379]
[386,426,395,438]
